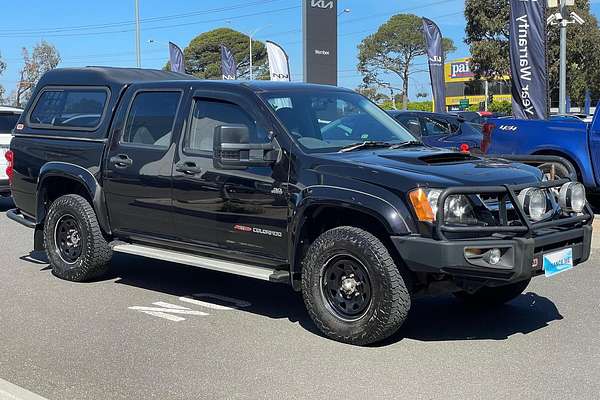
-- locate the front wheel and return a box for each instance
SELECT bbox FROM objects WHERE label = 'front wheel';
[44,194,113,282]
[301,226,410,345]
[454,279,531,307]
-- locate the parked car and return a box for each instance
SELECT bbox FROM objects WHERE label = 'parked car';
[451,111,495,125]
[6,67,593,345]
[0,106,23,197]
[387,110,484,153]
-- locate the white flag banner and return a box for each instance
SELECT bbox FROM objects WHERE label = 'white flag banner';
[266,41,291,82]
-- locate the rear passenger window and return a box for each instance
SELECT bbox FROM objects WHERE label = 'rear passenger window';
[122,91,181,148]
[29,88,108,130]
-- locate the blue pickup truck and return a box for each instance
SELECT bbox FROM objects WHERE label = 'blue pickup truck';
[482,115,600,193]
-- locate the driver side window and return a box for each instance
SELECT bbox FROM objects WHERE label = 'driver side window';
[185,98,268,154]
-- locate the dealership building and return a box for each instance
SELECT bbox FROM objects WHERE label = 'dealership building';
[445,58,511,111]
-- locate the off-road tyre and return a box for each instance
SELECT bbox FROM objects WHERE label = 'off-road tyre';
[454,279,531,307]
[302,226,410,345]
[44,194,112,282]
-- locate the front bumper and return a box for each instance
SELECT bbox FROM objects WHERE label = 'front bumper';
[393,225,592,284]
[395,178,594,285]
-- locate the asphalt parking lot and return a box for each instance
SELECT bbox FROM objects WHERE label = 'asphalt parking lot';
[0,197,599,400]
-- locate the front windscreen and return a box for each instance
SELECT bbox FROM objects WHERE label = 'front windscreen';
[261,91,416,153]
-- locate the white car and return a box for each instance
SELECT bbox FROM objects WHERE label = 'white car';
[0,106,22,197]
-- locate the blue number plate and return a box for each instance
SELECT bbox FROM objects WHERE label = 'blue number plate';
[543,248,573,277]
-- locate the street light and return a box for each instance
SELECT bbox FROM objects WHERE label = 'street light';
[547,0,585,114]
[338,8,351,17]
[248,25,271,80]
[227,22,271,80]
[135,0,141,68]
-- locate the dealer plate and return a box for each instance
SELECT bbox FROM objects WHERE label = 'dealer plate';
[543,248,573,277]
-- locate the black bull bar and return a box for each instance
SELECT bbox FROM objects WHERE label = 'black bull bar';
[435,178,594,241]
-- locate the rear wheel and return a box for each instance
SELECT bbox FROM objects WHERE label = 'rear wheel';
[44,194,112,282]
[301,226,410,345]
[454,279,531,307]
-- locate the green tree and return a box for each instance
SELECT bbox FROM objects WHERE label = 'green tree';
[16,40,61,107]
[181,28,268,80]
[357,14,455,110]
[489,100,512,115]
[465,0,600,106]
[355,84,390,103]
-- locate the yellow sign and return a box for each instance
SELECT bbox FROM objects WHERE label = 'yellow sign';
[444,57,511,109]
[445,58,475,83]
[446,95,512,107]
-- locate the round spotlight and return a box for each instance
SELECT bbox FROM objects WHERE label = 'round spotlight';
[518,188,547,221]
[486,248,502,265]
[559,182,586,213]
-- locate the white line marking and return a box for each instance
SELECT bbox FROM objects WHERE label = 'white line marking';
[179,294,251,310]
[0,378,50,400]
[137,311,186,322]
[152,302,190,310]
[128,306,209,316]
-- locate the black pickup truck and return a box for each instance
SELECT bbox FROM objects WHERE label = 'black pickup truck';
[5,67,594,345]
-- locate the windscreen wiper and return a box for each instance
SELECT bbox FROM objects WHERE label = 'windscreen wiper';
[389,140,425,149]
[339,141,392,153]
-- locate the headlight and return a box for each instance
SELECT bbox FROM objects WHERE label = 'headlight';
[409,188,476,224]
[559,182,586,213]
[517,188,547,221]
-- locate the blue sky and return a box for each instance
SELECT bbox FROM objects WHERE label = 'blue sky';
[0,0,599,101]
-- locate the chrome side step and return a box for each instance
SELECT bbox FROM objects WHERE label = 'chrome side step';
[112,243,289,283]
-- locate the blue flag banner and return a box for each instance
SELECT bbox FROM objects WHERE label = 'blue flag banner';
[168,42,185,74]
[220,44,237,80]
[566,96,571,114]
[422,18,446,113]
[585,90,591,115]
[509,0,548,120]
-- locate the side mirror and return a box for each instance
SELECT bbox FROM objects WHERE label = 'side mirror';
[213,124,279,170]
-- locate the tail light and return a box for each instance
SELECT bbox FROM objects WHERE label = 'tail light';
[459,143,470,153]
[481,123,495,154]
[5,150,14,185]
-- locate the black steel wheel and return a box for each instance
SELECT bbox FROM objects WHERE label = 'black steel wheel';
[54,215,83,264]
[302,226,410,345]
[44,194,112,282]
[321,255,372,321]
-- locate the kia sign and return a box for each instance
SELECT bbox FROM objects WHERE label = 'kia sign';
[303,0,338,85]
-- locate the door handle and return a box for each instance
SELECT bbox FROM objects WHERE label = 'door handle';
[109,154,133,169]
[175,161,203,175]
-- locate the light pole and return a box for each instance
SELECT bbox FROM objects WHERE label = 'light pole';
[135,0,141,68]
[247,25,271,80]
[548,0,584,114]
[338,8,351,17]
[559,0,568,115]
[225,21,271,80]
